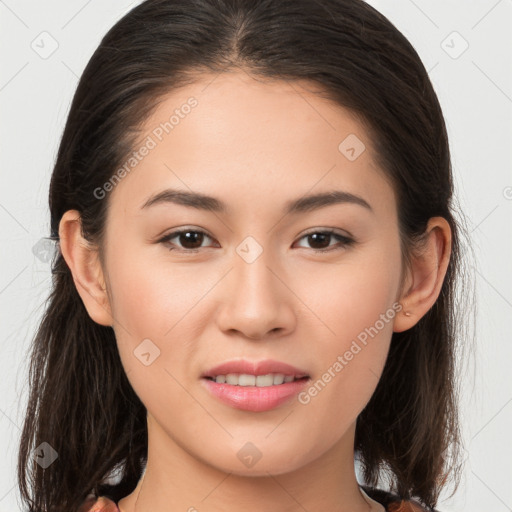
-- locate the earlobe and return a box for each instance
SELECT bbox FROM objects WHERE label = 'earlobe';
[58,210,113,327]
[393,217,452,333]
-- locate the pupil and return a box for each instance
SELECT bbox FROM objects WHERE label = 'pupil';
[181,231,203,249]
[309,233,329,249]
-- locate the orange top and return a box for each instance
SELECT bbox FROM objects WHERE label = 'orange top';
[78,495,120,512]
[78,486,438,512]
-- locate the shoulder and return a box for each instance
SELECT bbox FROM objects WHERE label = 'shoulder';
[387,499,437,512]
[80,489,439,512]
[361,485,442,512]
[78,495,120,512]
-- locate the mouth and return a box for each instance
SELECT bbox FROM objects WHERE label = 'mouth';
[201,358,309,381]
[200,359,311,412]
[203,373,310,387]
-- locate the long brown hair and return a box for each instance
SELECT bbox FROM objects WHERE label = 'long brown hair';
[17,1,473,510]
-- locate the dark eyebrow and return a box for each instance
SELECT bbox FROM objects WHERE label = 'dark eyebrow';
[140,188,373,214]
[141,189,227,213]
[284,190,372,214]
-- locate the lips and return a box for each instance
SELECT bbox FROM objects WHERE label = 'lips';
[201,359,309,379]
[200,359,311,412]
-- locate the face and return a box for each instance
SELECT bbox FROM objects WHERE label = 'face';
[101,70,404,476]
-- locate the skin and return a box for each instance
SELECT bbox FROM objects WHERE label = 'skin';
[59,70,451,512]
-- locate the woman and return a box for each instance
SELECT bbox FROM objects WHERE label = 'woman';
[17,1,467,511]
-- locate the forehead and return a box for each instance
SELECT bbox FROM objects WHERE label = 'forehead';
[107,70,394,218]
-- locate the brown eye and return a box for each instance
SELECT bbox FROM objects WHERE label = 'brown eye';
[306,232,331,250]
[175,231,205,249]
[158,228,354,254]
[159,229,217,252]
[294,230,354,253]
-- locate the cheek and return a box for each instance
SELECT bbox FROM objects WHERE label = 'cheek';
[296,239,401,346]
[105,254,202,424]
[292,240,400,417]
[104,244,199,386]
[106,243,206,338]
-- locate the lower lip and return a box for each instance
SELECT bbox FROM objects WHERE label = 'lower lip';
[201,377,310,412]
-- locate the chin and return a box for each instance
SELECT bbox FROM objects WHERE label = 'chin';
[200,439,317,477]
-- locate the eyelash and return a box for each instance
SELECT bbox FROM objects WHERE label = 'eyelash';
[158,228,355,254]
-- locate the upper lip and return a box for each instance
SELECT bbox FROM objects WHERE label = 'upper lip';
[201,359,310,379]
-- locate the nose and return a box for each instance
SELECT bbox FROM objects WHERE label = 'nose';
[215,246,296,341]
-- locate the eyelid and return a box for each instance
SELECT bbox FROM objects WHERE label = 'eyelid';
[299,226,354,239]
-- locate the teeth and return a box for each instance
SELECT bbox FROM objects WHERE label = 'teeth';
[212,373,300,386]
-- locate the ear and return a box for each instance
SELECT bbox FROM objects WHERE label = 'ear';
[393,217,452,333]
[58,210,113,327]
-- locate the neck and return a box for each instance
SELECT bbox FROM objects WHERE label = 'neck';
[119,417,375,512]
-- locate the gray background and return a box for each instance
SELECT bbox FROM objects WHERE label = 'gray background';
[1,1,511,511]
